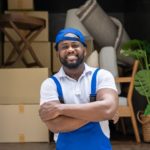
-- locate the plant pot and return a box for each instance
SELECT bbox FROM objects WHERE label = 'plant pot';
[137,111,150,142]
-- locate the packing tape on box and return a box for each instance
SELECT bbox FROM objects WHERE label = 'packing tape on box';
[18,104,24,113]
[19,133,25,143]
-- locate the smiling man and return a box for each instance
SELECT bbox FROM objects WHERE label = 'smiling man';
[39,28,119,150]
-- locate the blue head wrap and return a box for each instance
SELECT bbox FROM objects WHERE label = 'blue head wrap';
[55,28,87,51]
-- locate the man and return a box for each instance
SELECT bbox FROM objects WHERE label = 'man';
[39,28,119,150]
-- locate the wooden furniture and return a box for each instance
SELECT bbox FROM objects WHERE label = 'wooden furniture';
[0,13,46,67]
[115,60,141,143]
[99,47,141,143]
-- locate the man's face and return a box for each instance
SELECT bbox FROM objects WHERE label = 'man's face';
[57,40,87,69]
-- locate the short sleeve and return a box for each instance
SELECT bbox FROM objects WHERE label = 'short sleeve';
[96,69,117,92]
[40,78,59,105]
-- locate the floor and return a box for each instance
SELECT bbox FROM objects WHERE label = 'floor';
[0,141,149,150]
[0,122,149,150]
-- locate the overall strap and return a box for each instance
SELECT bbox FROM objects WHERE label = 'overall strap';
[90,68,100,102]
[50,76,64,104]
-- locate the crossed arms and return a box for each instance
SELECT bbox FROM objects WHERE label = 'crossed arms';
[39,88,119,133]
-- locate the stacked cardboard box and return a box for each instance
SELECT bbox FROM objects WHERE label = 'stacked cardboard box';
[4,10,51,69]
[0,1,51,143]
[0,68,49,142]
[4,42,51,68]
[0,68,49,104]
[7,0,34,10]
[5,11,49,42]
[0,105,49,142]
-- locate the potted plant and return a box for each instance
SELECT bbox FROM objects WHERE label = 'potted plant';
[120,39,150,142]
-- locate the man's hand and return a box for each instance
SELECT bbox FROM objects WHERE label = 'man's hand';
[39,101,89,133]
[39,101,61,122]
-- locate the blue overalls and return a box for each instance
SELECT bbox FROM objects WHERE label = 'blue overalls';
[51,68,112,150]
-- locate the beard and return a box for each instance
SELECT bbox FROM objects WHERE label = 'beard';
[59,54,84,69]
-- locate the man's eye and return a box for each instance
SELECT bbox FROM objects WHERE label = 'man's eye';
[72,44,80,48]
[61,45,68,50]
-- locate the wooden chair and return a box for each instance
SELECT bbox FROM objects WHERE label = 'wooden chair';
[99,46,141,143]
[115,60,141,143]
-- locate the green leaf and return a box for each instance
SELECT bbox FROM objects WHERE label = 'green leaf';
[142,41,150,55]
[134,70,150,98]
[121,39,150,115]
[121,39,143,50]
[120,49,145,59]
[144,104,150,115]
[121,39,150,68]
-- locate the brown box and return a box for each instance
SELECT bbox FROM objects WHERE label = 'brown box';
[5,11,49,42]
[0,105,49,142]
[7,0,34,10]
[0,68,48,104]
[4,42,51,68]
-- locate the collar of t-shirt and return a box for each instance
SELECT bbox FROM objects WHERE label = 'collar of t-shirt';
[57,63,92,79]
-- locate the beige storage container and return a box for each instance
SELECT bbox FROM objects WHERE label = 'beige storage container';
[0,105,49,142]
[5,11,49,42]
[0,68,48,104]
[4,42,51,68]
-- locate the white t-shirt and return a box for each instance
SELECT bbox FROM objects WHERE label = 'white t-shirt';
[40,63,117,141]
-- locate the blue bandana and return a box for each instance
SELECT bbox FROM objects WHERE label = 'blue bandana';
[55,28,87,51]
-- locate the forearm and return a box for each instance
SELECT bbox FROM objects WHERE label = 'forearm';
[60,101,115,121]
[59,89,118,122]
[44,115,88,133]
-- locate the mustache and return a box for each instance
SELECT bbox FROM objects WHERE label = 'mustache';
[64,54,79,59]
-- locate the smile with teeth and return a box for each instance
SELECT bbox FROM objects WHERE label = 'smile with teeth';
[67,55,77,61]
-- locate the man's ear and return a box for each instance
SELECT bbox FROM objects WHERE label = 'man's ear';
[56,51,59,57]
[84,47,87,57]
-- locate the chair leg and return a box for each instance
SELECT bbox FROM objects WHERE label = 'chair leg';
[131,114,141,143]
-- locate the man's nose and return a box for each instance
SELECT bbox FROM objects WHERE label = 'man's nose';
[67,46,75,53]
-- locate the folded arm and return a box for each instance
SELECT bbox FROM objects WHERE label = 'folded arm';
[40,88,118,123]
[60,88,119,121]
[45,115,88,133]
[39,88,118,132]
[39,101,88,133]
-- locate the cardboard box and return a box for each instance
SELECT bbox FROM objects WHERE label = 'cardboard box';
[5,11,49,42]
[0,68,48,104]
[0,105,49,142]
[4,42,51,68]
[7,0,34,10]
